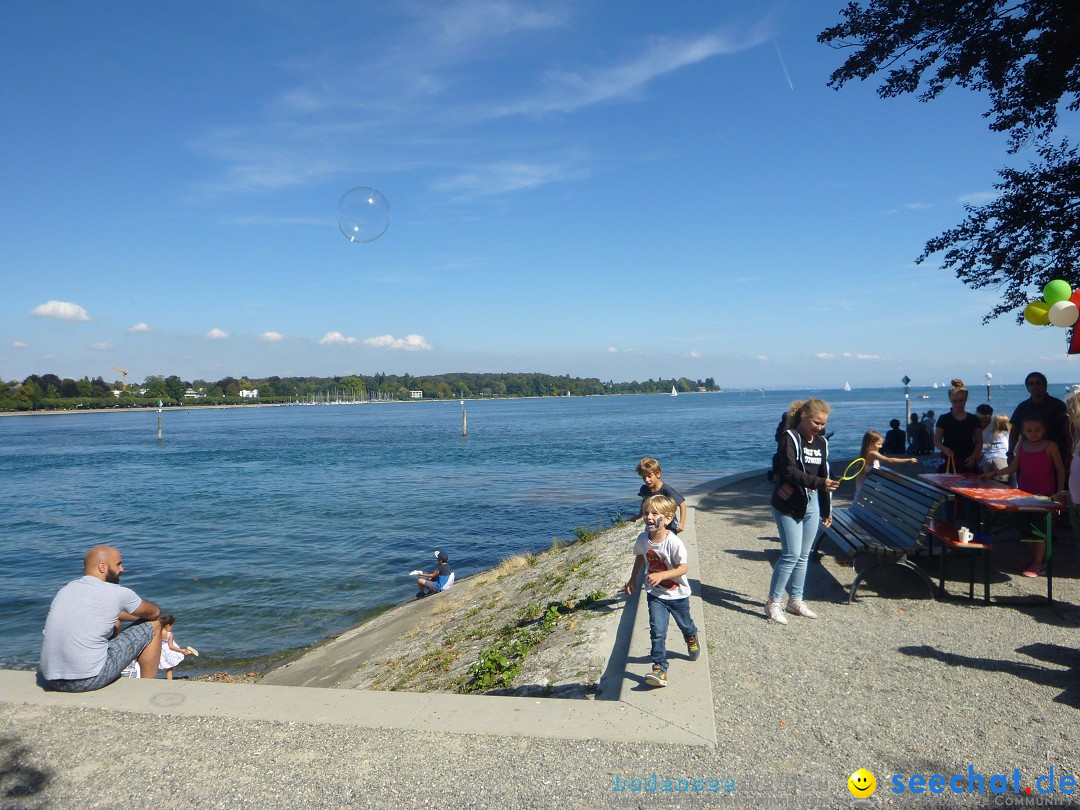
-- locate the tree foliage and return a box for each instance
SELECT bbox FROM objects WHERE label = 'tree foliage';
[1,371,722,412]
[819,0,1080,320]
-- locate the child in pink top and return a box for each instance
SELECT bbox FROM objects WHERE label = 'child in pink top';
[982,416,1063,577]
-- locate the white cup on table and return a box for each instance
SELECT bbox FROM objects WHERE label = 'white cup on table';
[957,527,972,543]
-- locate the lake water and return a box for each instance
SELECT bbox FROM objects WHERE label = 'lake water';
[0,385,1038,672]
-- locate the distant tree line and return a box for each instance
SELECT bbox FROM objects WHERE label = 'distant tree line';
[1,371,720,412]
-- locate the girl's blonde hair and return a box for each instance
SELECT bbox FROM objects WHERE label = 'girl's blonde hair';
[1066,393,1080,430]
[991,414,1011,433]
[785,398,830,428]
[859,430,883,459]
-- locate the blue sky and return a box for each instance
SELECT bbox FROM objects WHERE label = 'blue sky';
[3,0,1078,389]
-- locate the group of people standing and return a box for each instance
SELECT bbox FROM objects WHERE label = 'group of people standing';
[765,372,1080,622]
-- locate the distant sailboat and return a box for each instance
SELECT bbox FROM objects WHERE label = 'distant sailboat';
[843,381,851,392]
[670,385,678,397]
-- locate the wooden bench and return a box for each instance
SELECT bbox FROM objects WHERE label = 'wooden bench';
[817,467,952,603]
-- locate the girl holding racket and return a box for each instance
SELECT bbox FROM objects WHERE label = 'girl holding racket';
[854,430,920,497]
[766,398,839,624]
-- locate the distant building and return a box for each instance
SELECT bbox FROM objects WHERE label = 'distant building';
[183,389,203,399]
[410,390,423,399]
[239,389,258,399]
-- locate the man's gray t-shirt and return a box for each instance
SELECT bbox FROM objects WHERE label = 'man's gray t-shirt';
[39,576,142,680]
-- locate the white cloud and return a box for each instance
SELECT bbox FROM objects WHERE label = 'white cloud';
[205,328,230,340]
[127,322,152,333]
[31,300,90,322]
[363,333,433,351]
[12,340,29,349]
[605,346,619,353]
[432,159,588,197]
[756,355,769,362]
[816,352,884,361]
[958,191,999,206]
[318,331,359,346]
[497,29,765,116]
[686,350,700,358]
[88,343,114,351]
[259,331,285,342]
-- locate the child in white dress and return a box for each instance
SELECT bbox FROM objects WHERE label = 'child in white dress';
[158,614,196,680]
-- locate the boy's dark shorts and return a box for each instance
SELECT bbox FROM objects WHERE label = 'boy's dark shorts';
[44,621,155,693]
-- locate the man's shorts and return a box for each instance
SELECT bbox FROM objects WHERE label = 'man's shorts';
[46,621,155,693]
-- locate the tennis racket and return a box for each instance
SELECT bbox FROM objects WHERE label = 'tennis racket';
[838,457,866,482]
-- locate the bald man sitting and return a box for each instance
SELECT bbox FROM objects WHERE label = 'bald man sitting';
[39,545,163,692]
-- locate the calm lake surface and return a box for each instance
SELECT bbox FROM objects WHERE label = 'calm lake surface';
[0,386,1037,672]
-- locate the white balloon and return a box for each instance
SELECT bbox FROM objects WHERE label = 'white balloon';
[1048,300,1079,327]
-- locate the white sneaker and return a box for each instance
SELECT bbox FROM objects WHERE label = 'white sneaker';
[765,600,788,624]
[786,599,818,619]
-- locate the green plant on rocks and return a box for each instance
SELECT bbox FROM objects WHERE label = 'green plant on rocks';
[462,591,607,694]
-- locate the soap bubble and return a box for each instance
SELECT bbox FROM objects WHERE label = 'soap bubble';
[337,186,390,243]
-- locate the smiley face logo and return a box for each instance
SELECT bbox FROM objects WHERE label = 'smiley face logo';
[848,768,876,798]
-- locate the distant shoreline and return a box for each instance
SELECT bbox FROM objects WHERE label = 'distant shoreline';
[0,390,719,418]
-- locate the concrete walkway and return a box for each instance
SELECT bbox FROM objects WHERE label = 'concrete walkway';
[3,471,1077,809]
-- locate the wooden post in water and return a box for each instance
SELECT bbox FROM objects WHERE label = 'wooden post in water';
[461,398,467,437]
[157,408,163,441]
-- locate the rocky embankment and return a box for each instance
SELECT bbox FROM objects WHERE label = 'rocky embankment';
[255,520,642,696]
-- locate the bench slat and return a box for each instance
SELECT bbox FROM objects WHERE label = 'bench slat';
[816,469,949,602]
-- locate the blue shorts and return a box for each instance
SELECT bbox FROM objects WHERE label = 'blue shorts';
[45,621,155,693]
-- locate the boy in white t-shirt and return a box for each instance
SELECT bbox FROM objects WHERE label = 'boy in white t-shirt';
[623,494,700,687]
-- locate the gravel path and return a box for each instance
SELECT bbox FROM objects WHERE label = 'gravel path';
[2,473,1077,809]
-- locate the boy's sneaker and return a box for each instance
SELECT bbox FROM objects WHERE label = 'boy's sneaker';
[644,667,668,687]
[1020,563,1045,578]
[764,599,788,624]
[786,599,819,619]
[685,635,700,661]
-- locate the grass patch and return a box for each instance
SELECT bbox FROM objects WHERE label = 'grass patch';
[461,591,608,693]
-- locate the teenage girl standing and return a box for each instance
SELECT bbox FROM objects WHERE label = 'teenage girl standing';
[766,398,839,624]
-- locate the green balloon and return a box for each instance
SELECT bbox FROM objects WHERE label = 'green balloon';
[1043,279,1071,304]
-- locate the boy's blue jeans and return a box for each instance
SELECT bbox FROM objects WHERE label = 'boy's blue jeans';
[646,592,697,673]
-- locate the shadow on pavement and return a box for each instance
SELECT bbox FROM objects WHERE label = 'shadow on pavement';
[0,735,51,807]
[898,643,1080,709]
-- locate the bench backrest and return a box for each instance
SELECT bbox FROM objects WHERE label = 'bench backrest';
[850,468,951,548]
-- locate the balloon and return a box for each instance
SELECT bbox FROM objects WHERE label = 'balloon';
[1048,300,1079,327]
[338,187,390,243]
[1043,279,1071,305]
[1024,301,1051,325]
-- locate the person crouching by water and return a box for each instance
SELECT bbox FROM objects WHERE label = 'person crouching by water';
[416,550,454,598]
[766,399,839,624]
[39,545,162,691]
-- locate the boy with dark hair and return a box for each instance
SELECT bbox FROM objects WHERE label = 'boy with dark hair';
[416,550,455,597]
[623,495,699,687]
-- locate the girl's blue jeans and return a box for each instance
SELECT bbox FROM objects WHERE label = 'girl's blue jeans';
[646,592,697,673]
[768,500,821,603]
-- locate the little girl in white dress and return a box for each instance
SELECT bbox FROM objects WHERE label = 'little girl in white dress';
[158,614,196,680]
